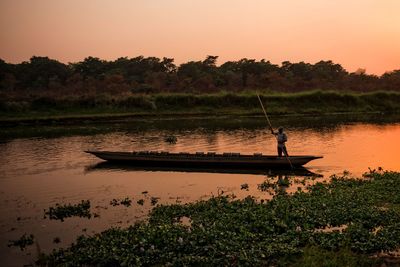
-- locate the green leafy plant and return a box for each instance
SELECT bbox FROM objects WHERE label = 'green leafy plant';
[44,200,91,221]
[38,170,400,266]
[8,234,34,251]
[240,183,249,190]
[151,197,160,206]
[110,197,132,207]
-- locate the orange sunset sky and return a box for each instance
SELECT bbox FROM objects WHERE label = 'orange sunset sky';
[0,0,399,75]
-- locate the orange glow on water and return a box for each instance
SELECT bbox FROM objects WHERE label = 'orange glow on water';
[1,0,399,74]
[0,120,400,264]
[304,124,400,175]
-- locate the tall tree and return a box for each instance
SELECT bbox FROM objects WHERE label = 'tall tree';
[16,56,70,88]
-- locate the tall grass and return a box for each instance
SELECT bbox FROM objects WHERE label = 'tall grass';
[1,90,400,119]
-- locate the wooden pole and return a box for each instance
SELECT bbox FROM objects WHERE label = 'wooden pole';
[257,94,274,134]
[256,93,294,169]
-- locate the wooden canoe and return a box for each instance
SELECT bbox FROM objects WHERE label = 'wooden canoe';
[85,150,322,169]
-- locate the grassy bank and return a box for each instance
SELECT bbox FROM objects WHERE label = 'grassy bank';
[1,90,400,124]
[38,170,400,266]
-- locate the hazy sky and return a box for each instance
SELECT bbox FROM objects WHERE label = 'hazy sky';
[1,0,399,74]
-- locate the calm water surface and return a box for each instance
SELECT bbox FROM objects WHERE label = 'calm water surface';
[1,115,399,265]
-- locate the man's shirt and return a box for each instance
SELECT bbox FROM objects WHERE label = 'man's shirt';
[276,132,287,148]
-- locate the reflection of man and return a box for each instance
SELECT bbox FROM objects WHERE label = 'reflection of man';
[272,127,288,157]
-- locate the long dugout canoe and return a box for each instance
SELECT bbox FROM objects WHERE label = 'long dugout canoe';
[85,151,322,169]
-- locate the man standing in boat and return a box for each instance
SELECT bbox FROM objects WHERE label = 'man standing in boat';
[271,127,289,157]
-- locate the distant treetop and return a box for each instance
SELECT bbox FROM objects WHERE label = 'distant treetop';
[0,55,399,93]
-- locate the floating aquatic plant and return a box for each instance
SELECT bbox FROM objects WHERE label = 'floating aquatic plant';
[110,199,119,206]
[8,234,34,251]
[257,180,275,192]
[38,170,400,266]
[277,176,291,187]
[240,183,249,190]
[151,197,160,206]
[110,197,132,207]
[44,200,91,221]
[164,135,177,144]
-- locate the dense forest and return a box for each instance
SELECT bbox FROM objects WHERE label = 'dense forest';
[1,56,399,97]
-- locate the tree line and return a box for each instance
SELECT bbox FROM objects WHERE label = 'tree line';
[0,55,399,94]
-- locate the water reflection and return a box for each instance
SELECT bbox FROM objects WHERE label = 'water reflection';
[1,115,400,266]
[2,113,400,141]
[86,161,322,177]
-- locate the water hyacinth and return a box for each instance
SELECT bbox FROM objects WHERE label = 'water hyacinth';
[110,197,132,207]
[164,135,177,144]
[151,197,160,206]
[8,234,34,251]
[38,170,400,266]
[44,200,91,221]
[240,183,249,190]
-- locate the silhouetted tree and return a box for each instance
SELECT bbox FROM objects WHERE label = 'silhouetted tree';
[15,56,70,89]
[0,56,398,95]
[381,70,400,91]
[72,57,108,79]
[0,59,17,90]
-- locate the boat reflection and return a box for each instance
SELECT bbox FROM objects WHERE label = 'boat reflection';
[85,161,322,177]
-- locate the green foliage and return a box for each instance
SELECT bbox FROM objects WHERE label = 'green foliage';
[151,197,160,206]
[8,234,34,251]
[44,200,91,221]
[38,170,400,266]
[240,183,249,190]
[72,56,108,79]
[286,246,378,267]
[164,135,177,144]
[110,197,132,207]
[1,55,400,94]
[2,90,400,121]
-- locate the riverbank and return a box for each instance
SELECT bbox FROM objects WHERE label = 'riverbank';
[38,170,400,266]
[1,90,400,126]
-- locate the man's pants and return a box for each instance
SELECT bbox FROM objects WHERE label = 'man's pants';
[278,146,288,157]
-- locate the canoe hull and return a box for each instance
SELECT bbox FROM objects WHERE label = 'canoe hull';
[86,151,322,169]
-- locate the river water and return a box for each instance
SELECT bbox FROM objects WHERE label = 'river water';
[1,114,399,265]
